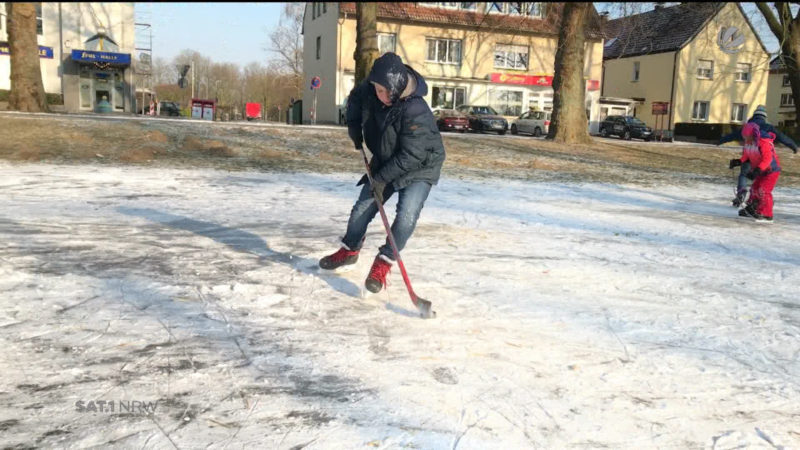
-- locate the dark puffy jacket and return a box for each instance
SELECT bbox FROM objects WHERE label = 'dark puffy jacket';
[346,66,445,189]
[719,116,798,152]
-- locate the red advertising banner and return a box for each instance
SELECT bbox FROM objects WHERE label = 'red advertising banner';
[491,73,553,86]
[491,73,600,91]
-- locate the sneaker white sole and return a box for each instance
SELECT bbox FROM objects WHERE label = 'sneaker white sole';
[318,263,357,273]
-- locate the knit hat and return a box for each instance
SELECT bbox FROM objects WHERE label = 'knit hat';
[367,52,409,103]
[753,105,767,120]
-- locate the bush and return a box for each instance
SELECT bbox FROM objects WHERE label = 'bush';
[0,89,63,105]
[674,123,741,142]
[775,125,800,144]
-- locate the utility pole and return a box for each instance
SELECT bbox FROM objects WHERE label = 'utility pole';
[191,60,194,99]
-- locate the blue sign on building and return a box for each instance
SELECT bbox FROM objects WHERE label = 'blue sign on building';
[0,42,54,59]
[70,49,131,65]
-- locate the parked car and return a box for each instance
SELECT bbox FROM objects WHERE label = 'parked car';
[433,109,469,132]
[456,105,508,135]
[511,110,551,137]
[599,115,653,141]
[141,101,181,116]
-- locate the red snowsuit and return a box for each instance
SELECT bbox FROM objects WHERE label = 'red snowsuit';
[740,132,781,218]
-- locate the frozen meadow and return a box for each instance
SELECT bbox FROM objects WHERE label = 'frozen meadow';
[0,162,798,449]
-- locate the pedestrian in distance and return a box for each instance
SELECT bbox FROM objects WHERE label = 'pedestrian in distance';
[318,52,446,293]
[718,105,796,207]
[729,121,781,223]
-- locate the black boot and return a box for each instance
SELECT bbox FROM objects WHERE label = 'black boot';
[731,190,747,207]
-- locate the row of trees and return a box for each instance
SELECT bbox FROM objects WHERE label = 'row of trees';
[143,3,303,120]
[143,53,301,121]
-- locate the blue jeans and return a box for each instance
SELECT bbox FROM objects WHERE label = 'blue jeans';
[342,180,432,260]
[737,160,752,195]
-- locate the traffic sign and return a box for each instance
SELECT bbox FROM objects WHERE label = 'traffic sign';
[310,76,321,90]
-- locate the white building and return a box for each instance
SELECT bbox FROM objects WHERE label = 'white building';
[0,3,136,113]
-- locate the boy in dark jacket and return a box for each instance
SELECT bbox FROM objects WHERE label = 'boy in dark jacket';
[718,105,796,206]
[319,53,446,293]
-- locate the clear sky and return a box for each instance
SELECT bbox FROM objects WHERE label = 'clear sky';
[140,2,782,69]
[138,2,286,67]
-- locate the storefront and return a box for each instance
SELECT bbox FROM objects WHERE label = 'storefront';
[69,50,132,113]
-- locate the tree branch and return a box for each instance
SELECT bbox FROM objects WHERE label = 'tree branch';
[756,2,784,38]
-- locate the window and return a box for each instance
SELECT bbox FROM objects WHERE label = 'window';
[783,75,791,87]
[697,59,713,79]
[486,2,503,13]
[377,33,396,54]
[494,44,528,70]
[781,93,795,106]
[632,61,640,81]
[486,2,544,17]
[490,90,524,116]
[35,3,43,35]
[322,2,326,14]
[692,101,710,121]
[0,4,4,33]
[735,63,751,82]
[432,86,466,109]
[420,2,476,10]
[731,103,747,122]
[426,38,461,64]
[312,3,316,19]
[315,36,321,60]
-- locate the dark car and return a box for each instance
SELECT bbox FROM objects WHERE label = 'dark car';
[433,109,469,132]
[456,105,508,135]
[599,115,653,141]
[142,101,181,116]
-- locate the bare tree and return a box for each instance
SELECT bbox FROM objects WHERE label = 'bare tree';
[756,3,800,123]
[354,3,380,86]
[6,2,48,112]
[548,2,592,144]
[267,3,303,99]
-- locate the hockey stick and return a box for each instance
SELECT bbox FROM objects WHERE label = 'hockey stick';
[356,145,435,319]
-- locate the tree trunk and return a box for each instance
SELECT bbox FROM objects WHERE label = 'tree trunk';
[354,3,380,86]
[547,2,590,144]
[7,2,49,112]
[756,3,800,124]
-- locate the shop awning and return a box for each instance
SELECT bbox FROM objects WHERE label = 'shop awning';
[71,49,130,66]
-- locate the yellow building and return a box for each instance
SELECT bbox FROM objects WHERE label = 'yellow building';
[302,2,605,128]
[766,57,797,127]
[602,3,771,141]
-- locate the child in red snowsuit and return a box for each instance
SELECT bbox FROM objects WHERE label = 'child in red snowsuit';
[729,121,781,222]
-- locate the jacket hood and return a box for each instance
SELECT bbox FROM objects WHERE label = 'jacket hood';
[404,65,428,98]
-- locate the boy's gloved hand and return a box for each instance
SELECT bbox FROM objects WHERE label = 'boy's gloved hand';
[371,180,386,204]
[729,159,742,169]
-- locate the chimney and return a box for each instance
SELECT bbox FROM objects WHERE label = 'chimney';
[654,2,665,10]
[600,11,609,23]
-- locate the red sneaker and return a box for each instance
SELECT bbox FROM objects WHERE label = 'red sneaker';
[319,247,359,270]
[365,255,393,293]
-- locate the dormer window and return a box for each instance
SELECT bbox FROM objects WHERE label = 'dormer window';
[485,2,545,18]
